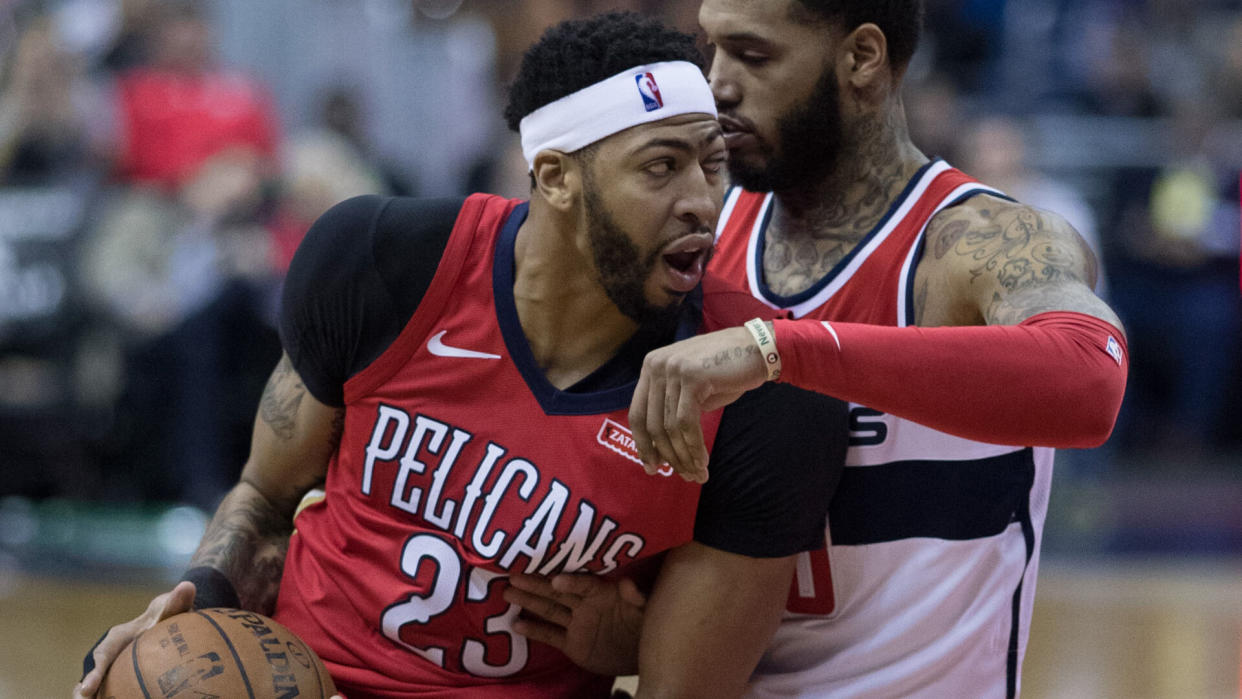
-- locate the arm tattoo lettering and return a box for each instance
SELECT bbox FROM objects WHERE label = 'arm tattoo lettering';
[701,344,759,371]
[259,356,305,440]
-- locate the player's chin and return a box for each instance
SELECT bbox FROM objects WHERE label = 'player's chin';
[638,290,687,324]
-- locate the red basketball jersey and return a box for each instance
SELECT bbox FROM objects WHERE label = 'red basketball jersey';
[274,194,764,698]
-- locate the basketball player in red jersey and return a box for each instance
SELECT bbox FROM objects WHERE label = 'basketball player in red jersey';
[514,2,1130,697]
[74,13,847,699]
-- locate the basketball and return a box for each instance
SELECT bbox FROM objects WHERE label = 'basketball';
[96,608,336,699]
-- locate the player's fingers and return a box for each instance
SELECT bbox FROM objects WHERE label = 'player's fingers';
[644,371,680,474]
[675,382,709,483]
[629,366,658,473]
[511,616,568,650]
[660,376,699,479]
[508,573,583,605]
[503,586,573,628]
[617,578,648,608]
[506,572,555,596]
[548,572,602,599]
[73,673,98,699]
[158,581,197,620]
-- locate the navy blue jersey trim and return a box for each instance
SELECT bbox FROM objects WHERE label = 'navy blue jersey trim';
[903,234,928,328]
[1006,471,1037,698]
[492,203,699,415]
[901,185,1004,326]
[828,448,1036,545]
[752,159,943,308]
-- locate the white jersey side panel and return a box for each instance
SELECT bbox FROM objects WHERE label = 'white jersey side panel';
[747,423,1053,698]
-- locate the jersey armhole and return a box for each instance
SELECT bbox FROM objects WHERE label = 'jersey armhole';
[342,193,506,403]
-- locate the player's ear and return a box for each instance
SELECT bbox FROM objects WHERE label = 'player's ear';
[531,151,577,211]
[840,22,888,92]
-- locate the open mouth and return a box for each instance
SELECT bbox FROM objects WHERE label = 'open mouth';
[660,233,714,293]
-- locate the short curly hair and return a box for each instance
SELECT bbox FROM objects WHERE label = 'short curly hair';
[794,0,924,70]
[503,12,704,133]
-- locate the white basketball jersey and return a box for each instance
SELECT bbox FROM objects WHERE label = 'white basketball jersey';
[710,160,1054,698]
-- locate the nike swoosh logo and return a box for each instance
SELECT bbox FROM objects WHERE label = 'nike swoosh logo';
[427,330,502,359]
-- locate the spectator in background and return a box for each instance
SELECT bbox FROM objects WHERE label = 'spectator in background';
[0,14,98,184]
[81,146,282,507]
[0,13,110,499]
[318,86,412,197]
[268,88,390,273]
[1209,12,1242,119]
[63,0,288,507]
[97,0,162,74]
[1078,13,1163,117]
[113,0,279,189]
[921,0,1006,92]
[903,72,965,165]
[1105,101,1241,464]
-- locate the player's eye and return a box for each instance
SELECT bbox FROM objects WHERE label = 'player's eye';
[738,51,769,66]
[645,159,675,177]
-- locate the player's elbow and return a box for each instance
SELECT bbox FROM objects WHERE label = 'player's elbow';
[1062,414,1117,449]
[1060,370,1127,449]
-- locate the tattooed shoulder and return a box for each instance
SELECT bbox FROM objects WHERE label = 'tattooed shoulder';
[924,196,1119,326]
[260,355,306,440]
[928,197,1097,293]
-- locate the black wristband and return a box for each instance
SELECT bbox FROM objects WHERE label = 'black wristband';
[81,629,108,680]
[181,566,241,610]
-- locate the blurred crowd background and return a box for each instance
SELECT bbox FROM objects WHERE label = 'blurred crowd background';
[0,0,1239,555]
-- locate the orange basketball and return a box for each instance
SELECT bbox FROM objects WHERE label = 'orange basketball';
[97,608,336,699]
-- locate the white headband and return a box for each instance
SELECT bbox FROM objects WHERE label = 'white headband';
[519,60,717,170]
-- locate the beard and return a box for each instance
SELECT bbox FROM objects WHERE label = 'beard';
[727,66,846,193]
[582,184,682,328]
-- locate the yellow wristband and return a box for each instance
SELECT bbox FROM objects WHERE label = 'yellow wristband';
[743,318,781,382]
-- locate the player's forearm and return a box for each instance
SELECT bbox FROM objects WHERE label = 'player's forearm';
[188,480,293,614]
[774,311,1129,448]
[636,544,792,699]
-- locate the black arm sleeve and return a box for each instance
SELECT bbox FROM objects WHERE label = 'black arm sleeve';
[278,195,464,405]
[693,383,848,558]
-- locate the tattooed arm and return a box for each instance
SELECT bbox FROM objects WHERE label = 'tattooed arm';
[921,195,1124,331]
[75,354,343,699]
[189,353,343,612]
[630,197,1130,479]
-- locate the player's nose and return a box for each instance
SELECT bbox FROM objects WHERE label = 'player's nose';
[676,166,722,230]
[708,59,739,108]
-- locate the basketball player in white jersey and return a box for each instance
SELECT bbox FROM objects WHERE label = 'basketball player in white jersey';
[512,1,1130,697]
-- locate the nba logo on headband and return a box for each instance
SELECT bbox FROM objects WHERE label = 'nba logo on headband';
[635,72,664,112]
[520,61,715,169]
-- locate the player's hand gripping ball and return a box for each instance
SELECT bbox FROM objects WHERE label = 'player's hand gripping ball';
[96,608,336,698]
